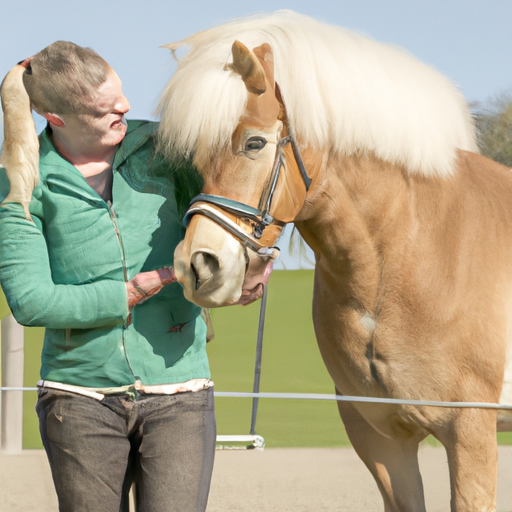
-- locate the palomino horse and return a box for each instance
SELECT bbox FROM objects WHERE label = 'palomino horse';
[158,11,510,512]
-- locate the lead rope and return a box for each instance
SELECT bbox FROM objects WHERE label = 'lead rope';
[250,284,268,436]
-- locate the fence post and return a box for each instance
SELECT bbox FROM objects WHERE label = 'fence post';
[1,314,24,453]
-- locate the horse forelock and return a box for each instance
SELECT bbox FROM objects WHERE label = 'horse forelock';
[157,10,478,178]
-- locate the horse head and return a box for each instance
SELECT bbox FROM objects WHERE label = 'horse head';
[173,40,311,307]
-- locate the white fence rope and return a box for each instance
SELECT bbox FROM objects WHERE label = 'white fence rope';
[215,392,512,410]
[3,387,512,410]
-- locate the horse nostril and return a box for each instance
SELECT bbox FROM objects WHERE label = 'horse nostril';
[190,261,201,290]
[202,252,220,273]
[190,251,221,290]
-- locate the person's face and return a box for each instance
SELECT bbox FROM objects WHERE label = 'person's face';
[61,69,131,150]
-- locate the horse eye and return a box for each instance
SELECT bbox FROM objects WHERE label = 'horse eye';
[244,137,267,152]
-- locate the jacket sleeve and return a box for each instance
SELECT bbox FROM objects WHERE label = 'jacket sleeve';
[0,201,129,329]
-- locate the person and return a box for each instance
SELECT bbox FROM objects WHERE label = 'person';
[0,41,216,512]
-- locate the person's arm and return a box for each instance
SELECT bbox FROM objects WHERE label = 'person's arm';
[125,267,176,309]
[0,201,129,328]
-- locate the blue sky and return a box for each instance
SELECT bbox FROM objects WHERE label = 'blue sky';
[1,0,511,268]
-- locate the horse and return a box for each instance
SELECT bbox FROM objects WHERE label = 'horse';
[157,11,512,511]
[0,9,508,511]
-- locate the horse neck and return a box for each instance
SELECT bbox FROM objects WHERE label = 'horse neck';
[294,152,412,312]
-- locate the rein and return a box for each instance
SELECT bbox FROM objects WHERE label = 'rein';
[182,125,311,256]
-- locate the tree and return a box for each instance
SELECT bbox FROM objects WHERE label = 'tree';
[473,92,512,167]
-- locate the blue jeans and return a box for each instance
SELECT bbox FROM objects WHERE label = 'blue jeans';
[36,387,216,512]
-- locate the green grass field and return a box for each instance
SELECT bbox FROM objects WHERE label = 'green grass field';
[4,269,512,448]
[207,269,350,447]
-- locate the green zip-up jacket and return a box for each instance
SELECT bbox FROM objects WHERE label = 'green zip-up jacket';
[0,120,210,387]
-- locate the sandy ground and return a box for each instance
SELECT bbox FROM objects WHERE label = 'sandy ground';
[1,446,512,511]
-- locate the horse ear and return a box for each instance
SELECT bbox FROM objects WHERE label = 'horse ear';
[252,43,275,89]
[230,40,266,95]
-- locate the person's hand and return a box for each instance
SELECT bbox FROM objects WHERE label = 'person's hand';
[234,257,274,306]
[126,267,176,309]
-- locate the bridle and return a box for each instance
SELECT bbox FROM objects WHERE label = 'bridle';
[182,129,311,257]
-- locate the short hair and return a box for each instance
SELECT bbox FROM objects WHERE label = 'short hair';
[23,41,109,116]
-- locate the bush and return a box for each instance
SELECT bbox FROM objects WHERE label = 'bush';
[473,92,512,167]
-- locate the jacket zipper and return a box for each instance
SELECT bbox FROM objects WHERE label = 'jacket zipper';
[107,200,136,378]
[107,201,128,282]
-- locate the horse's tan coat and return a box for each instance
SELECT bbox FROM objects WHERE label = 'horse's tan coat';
[172,39,512,512]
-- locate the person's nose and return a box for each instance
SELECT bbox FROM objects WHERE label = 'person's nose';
[115,95,130,114]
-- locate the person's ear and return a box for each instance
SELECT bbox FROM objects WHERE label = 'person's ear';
[37,110,65,127]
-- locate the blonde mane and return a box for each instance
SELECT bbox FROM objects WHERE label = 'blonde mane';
[157,10,477,177]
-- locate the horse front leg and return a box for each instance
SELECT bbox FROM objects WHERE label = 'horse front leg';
[337,399,428,512]
[435,408,498,512]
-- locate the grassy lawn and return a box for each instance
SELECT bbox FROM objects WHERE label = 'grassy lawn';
[22,327,44,449]
[208,270,349,447]
[5,268,512,448]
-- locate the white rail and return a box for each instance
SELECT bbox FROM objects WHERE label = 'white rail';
[214,392,512,410]
[5,388,512,411]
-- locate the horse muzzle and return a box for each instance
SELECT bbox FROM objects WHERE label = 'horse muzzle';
[174,214,278,308]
